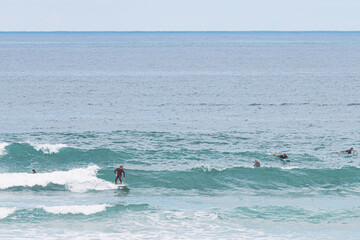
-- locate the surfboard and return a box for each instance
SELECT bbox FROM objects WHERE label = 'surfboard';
[280,158,290,163]
[117,183,129,190]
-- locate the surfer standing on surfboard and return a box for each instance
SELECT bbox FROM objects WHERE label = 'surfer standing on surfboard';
[114,165,125,184]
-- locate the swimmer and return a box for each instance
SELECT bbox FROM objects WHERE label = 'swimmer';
[253,160,260,167]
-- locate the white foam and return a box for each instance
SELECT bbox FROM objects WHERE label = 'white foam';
[0,142,10,156]
[280,166,300,170]
[0,207,17,219]
[194,164,226,172]
[0,165,117,193]
[41,204,111,215]
[28,142,68,154]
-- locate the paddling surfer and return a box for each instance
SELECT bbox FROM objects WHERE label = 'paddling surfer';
[114,165,125,184]
[331,148,354,154]
[273,152,288,159]
[343,148,354,154]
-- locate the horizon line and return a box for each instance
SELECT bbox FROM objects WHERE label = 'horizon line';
[1,30,360,33]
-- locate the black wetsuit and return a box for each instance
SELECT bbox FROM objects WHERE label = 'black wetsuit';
[345,149,353,154]
[279,154,288,159]
[254,162,260,167]
[114,168,125,184]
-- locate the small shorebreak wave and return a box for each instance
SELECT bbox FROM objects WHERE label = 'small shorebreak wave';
[41,204,112,215]
[0,204,151,220]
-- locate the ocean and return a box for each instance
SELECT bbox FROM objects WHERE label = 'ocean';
[0,32,360,239]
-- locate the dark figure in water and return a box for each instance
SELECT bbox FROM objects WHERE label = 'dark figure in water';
[331,148,354,154]
[344,148,354,154]
[253,160,260,167]
[273,152,288,159]
[114,165,125,184]
[32,169,36,174]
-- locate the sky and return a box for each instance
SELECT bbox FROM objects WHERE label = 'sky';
[0,0,359,31]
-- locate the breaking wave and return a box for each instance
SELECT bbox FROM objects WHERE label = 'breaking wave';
[0,142,10,156]
[27,142,68,154]
[0,207,17,219]
[0,165,116,193]
[41,204,111,215]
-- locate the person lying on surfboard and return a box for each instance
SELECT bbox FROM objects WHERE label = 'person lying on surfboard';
[273,152,288,159]
[331,148,354,154]
[114,165,125,184]
[343,148,354,154]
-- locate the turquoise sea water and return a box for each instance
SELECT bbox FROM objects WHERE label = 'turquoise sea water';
[0,32,360,239]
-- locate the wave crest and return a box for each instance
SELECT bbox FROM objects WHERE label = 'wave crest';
[192,165,226,172]
[0,207,17,219]
[0,165,116,193]
[28,142,68,154]
[0,142,10,156]
[41,204,111,215]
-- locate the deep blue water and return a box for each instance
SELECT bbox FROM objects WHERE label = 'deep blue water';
[0,32,360,239]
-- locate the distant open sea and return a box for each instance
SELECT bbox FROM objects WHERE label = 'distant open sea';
[0,32,360,239]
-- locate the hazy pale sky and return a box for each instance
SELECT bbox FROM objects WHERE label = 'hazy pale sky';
[1,0,359,31]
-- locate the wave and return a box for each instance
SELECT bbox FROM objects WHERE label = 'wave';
[0,207,17,219]
[0,142,10,156]
[0,204,151,220]
[39,203,150,215]
[118,166,360,193]
[0,165,116,193]
[27,142,68,154]
[280,166,300,170]
[3,204,360,222]
[0,142,323,170]
[280,102,310,106]
[41,204,111,215]
[248,102,360,107]
[0,142,70,159]
[192,164,227,172]
[2,162,360,194]
[0,140,359,194]
[247,103,309,107]
[0,143,122,169]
